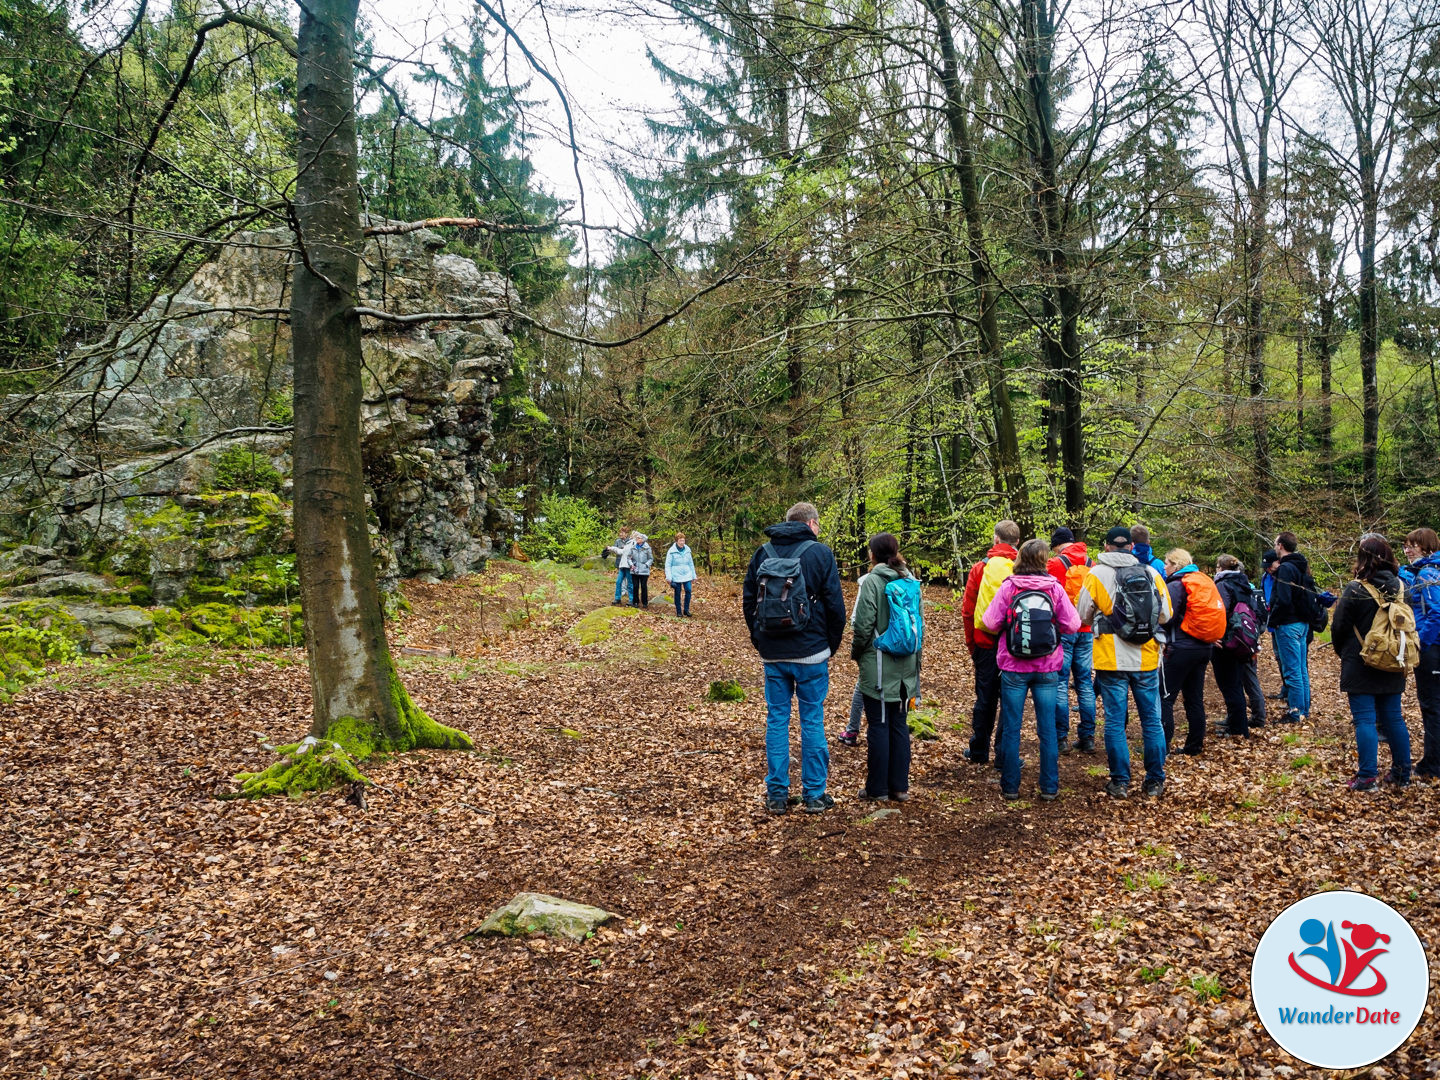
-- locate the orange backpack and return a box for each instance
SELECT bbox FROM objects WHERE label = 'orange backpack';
[1056,550,1090,604]
[1179,571,1227,643]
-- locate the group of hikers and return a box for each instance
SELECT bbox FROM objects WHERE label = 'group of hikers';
[737,503,1440,813]
[605,527,698,617]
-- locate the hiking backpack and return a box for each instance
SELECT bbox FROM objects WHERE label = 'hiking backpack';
[754,540,817,634]
[1408,564,1440,648]
[1005,589,1060,659]
[1219,583,1263,657]
[1356,581,1420,673]
[1178,571,1228,644]
[1292,569,1330,634]
[973,555,1016,630]
[874,576,924,656]
[1056,551,1091,604]
[1108,564,1160,645]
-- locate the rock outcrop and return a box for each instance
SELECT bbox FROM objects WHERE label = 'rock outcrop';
[0,224,517,606]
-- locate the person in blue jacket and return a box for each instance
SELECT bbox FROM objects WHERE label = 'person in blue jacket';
[1129,524,1167,575]
[1261,548,1286,704]
[1400,527,1440,778]
[742,503,848,815]
[665,532,697,617]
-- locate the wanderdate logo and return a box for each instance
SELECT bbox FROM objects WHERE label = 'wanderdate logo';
[1252,892,1428,1069]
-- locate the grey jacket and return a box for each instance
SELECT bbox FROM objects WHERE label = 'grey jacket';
[629,541,655,576]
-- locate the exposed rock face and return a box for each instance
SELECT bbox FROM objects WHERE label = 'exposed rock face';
[0,225,516,598]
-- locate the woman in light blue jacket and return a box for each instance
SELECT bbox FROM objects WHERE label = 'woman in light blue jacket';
[665,533,697,617]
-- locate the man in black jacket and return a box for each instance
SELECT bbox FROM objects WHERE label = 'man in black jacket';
[742,502,848,814]
[1269,531,1313,722]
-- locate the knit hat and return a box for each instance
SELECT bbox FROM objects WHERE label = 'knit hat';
[1050,527,1075,547]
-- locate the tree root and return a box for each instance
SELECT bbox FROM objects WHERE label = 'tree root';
[232,670,473,798]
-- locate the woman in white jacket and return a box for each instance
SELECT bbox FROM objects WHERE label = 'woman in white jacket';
[665,533,697,616]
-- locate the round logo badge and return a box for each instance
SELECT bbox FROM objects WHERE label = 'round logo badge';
[1252,891,1429,1069]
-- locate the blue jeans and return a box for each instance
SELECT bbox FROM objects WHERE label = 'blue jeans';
[1096,669,1166,787]
[1056,632,1096,742]
[1272,623,1311,715]
[764,661,830,800]
[1349,692,1411,782]
[672,580,692,615]
[999,670,1059,796]
[613,567,632,604]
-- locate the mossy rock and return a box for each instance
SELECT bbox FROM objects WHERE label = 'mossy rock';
[182,602,302,647]
[706,678,746,703]
[568,604,640,646]
[908,706,940,740]
[471,893,618,942]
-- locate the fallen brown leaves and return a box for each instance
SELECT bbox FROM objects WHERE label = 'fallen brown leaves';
[1,563,1437,1079]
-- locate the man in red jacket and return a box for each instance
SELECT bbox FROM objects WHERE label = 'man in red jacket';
[1047,527,1097,753]
[961,520,1020,764]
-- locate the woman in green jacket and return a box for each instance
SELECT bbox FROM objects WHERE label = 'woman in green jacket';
[852,533,922,801]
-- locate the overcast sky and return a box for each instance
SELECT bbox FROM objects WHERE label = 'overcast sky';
[367,0,688,233]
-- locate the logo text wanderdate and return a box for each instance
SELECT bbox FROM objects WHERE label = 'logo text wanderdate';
[1276,1006,1401,1025]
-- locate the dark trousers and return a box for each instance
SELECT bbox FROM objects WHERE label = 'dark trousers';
[1416,644,1440,777]
[1241,658,1266,724]
[1162,645,1210,753]
[633,574,649,607]
[969,646,1001,763]
[1211,650,1262,736]
[863,694,911,797]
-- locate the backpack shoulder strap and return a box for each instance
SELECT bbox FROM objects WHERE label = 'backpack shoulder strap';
[760,542,778,562]
[1057,553,1072,569]
[792,539,817,561]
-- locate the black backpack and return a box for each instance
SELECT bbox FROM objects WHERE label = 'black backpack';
[1302,571,1330,633]
[1108,564,1160,644]
[1006,589,1059,659]
[754,540,817,634]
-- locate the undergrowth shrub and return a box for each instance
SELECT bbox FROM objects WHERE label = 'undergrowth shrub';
[521,494,612,565]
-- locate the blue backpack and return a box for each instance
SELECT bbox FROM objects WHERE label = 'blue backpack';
[1407,562,1440,648]
[874,576,923,656]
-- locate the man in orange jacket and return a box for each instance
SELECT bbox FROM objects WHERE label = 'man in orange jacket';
[960,520,1021,764]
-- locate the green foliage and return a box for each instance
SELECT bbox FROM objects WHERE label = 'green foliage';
[210,448,283,494]
[706,678,746,702]
[521,494,613,565]
[907,706,940,740]
[1189,973,1224,1003]
[0,618,82,696]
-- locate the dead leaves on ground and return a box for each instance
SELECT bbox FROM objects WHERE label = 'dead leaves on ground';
[1,562,1436,1079]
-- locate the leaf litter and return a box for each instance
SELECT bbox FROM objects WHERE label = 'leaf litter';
[1,561,1437,1078]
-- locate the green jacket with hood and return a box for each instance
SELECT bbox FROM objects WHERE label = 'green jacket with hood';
[850,563,921,702]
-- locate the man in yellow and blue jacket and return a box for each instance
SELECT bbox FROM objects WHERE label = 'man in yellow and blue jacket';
[1076,526,1174,799]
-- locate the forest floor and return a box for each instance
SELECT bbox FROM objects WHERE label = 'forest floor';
[3,560,1438,1079]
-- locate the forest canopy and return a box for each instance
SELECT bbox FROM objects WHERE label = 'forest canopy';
[4,0,1440,581]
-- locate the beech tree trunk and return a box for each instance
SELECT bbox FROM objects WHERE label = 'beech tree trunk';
[241,0,471,795]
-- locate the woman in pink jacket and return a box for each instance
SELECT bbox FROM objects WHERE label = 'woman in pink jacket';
[983,538,1082,801]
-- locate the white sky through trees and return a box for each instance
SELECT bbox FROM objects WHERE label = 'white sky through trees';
[365,0,686,234]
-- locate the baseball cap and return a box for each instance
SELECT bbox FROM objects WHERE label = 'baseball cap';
[1105,526,1132,546]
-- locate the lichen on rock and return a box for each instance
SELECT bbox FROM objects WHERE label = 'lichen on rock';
[470,893,618,941]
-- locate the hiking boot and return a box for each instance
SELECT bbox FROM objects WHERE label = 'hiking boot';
[838,731,859,747]
[1278,710,1304,724]
[1267,691,1287,701]
[1057,738,1072,755]
[766,795,789,814]
[1383,769,1411,788]
[1039,790,1059,802]
[1142,778,1165,799]
[1104,780,1130,799]
[803,793,836,814]
[1002,790,1021,801]
[890,790,912,803]
[1250,718,1266,728]
[856,788,887,802]
[1346,775,1378,792]
[962,747,989,766]
[1076,737,1095,753]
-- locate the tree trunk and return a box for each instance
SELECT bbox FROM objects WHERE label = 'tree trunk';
[1317,293,1335,488]
[1244,190,1270,504]
[1359,174,1381,518]
[238,0,470,797]
[1295,318,1305,446]
[922,0,1033,534]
